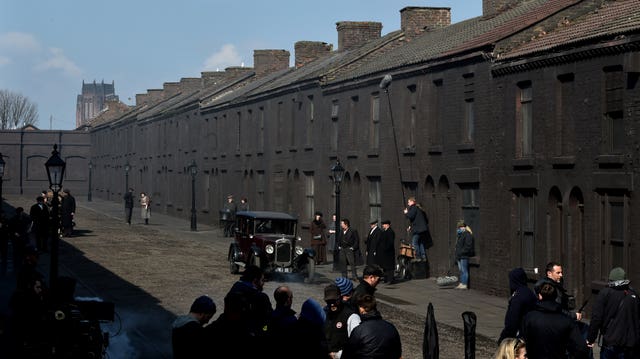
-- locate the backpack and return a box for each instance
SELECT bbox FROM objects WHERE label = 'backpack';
[603,288,640,348]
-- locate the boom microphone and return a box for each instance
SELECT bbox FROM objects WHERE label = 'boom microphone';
[379,74,392,90]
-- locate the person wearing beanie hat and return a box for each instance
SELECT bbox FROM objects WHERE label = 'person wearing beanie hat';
[608,267,627,283]
[587,267,639,356]
[172,295,217,359]
[335,276,354,297]
[323,284,361,359]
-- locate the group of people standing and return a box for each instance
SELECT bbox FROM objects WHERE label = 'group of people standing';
[308,212,397,284]
[123,188,151,225]
[495,262,640,359]
[309,195,474,289]
[2,189,77,261]
[220,194,249,237]
[172,264,402,359]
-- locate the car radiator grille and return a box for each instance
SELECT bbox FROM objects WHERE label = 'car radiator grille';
[274,240,292,265]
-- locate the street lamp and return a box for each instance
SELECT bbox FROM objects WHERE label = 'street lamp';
[124,161,130,193]
[45,144,66,285]
[0,153,5,216]
[331,159,345,265]
[87,160,93,202]
[188,160,198,231]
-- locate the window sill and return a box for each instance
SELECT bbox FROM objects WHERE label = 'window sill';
[512,157,534,169]
[428,145,443,155]
[402,146,416,155]
[551,156,575,168]
[596,154,625,165]
[456,143,475,153]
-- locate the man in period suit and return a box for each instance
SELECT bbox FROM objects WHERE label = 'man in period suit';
[339,218,359,280]
[378,220,397,284]
[29,196,50,252]
[365,219,381,266]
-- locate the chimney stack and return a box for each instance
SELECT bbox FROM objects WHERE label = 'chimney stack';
[294,41,333,68]
[336,21,382,51]
[253,49,290,77]
[401,7,451,38]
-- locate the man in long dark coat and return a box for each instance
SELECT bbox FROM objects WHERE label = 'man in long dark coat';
[29,196,50,252]
[365,219,381,266]
[377,220,396,284]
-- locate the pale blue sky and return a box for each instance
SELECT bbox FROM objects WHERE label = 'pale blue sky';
[0,1,482,130]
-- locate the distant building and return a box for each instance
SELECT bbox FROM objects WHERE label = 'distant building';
[76,80,118,129]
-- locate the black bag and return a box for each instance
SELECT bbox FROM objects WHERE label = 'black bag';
[422,230,434,249]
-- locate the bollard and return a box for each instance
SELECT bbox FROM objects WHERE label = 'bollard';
[423,302,439,359]
[462,311,476,359]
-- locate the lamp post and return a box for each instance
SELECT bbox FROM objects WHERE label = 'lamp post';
[45,144,66,286]
[189,160,198,231]
[0,153,5,216]
[124,161,130,193]
[331,159,345,260]
[87,160,93,202]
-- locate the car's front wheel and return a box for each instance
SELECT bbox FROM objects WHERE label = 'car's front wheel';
[229,257,240,274]
[249,253,261,269]
[229,247,240,274]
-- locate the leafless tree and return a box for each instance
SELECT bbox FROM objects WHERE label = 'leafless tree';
[0,89,39,129]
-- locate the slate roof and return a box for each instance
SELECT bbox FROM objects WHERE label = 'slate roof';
[91,0,640,126]
[498,0,640,60]
[326,0,581,84]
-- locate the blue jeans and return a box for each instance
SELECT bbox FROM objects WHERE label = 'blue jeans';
[457,258,469,285]
[412,233,426,259]
[601,345,632,359]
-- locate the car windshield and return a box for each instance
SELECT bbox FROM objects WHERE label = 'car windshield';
[254,218,296,235]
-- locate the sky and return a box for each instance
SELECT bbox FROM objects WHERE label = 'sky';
[0,1,482,130]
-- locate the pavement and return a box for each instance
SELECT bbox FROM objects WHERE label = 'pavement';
[0,194,510,346]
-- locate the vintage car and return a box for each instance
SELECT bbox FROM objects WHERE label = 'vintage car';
[228,211,315,282]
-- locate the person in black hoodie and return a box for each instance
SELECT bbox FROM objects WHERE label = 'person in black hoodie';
[586,267,640,358]
[522,283,589,359]
[498,267,536,343]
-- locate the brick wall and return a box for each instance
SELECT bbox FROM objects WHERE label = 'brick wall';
[253,49,290,77]
[400,7,451,37]
[294,41,333,68]
[336,21,382,51]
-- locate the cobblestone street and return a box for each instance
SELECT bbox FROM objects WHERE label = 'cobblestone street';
[1,195,498,358]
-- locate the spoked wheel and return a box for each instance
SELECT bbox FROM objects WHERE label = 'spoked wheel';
[395,256,409,280]
[229,258,239,274]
